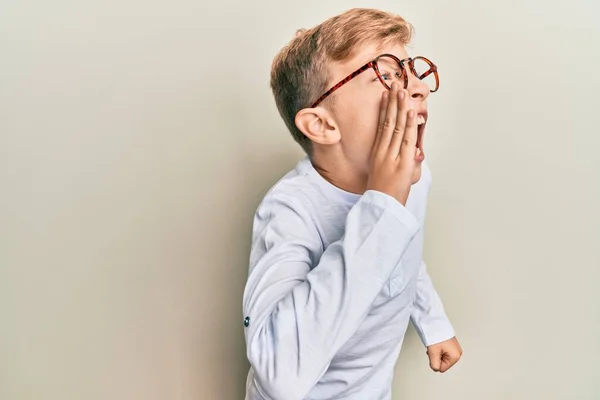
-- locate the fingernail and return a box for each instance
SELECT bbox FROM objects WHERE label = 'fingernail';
[408,110,414,118]
[400,91,405,100]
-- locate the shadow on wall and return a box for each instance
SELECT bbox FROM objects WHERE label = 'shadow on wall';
[197,124,303,398]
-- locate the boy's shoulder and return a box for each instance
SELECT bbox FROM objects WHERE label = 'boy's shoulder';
[257,157,325,214]
[254,157,434,220]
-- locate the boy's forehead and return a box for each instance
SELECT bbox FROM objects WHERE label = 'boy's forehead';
[330,42,409,80]
[342,42,409,69]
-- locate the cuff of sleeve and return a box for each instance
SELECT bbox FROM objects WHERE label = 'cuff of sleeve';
[423,323,456,347]
[361,190,420,234]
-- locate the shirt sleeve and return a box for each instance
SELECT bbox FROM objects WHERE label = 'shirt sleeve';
[242,190,421,400]
[410,260,455,346]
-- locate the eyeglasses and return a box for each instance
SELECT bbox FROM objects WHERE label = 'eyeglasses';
[310,54,439,108]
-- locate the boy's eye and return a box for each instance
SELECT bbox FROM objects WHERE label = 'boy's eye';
[378,71,401,81]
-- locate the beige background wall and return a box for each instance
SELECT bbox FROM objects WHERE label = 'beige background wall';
[1,0,598,399]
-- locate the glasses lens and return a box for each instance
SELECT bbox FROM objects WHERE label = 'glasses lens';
[412,57,438,92]
[375,56,405,89]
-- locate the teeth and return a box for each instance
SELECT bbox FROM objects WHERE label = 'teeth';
[416,147,422,156]
[417,115,425,125]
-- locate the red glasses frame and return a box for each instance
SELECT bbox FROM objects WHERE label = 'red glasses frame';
[310,54,439,108]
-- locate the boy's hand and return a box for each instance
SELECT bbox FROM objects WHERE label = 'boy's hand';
[426,336,463,373]
[366,82,419,205]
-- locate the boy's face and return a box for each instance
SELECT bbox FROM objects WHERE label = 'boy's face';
[326,42,430,184]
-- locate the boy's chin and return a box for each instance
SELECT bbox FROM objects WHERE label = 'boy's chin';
[411,163,423,185]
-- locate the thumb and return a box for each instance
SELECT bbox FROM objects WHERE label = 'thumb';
[427,347,442,372]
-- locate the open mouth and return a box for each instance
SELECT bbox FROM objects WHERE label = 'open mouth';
[416,113,426,152]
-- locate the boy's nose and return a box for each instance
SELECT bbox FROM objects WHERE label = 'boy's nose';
[406,71,429,100]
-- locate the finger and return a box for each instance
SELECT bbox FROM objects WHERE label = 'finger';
[427,348,442,372]
[388,89,409,156]
[398,109,418,162]
[378,82,400,152]
[440,352,460,373]
[372,90,389,156]
[440,360,451,373]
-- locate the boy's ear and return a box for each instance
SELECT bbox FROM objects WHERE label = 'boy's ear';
[295,107,341,145]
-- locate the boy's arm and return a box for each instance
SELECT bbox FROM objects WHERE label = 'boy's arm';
[243,190,421,400]
[410,260,455,346]
[410,261,463,372]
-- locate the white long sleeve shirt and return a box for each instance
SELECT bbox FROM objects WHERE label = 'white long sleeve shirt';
[242,157,454,400]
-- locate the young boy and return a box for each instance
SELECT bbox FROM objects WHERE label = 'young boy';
[242,8,462,400]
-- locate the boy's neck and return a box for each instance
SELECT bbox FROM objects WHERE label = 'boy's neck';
[310,150,369,196]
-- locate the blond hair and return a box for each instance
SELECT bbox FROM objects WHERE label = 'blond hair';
[270,8,414,155]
